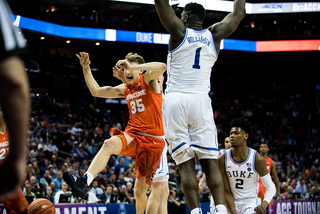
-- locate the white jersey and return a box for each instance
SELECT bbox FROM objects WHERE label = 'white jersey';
[225,148,259,200]
[166,27,218,94]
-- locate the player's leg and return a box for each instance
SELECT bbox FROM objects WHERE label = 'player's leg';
[86,136,122,176]
[146,181,169,214]
[200,158,226,212]
[64,135,123,197]
[146,142,169,214]
[189,94,226,213]
[134,176,150,214]
[178,157,200,212]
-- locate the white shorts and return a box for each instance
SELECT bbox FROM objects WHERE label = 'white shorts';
[163,93,219,165]
[210,197,260,214]
[153,143,169,182]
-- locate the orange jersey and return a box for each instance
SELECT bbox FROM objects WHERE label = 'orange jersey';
[124,75,164,136]
[0,130,9,163]
[259,156,272,184]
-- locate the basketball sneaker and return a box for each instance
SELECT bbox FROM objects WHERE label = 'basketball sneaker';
[63,171,89,198]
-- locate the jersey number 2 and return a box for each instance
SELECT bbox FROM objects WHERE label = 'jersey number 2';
[130,98,145,114]
[235,179,244,189]
[192,47,202,69]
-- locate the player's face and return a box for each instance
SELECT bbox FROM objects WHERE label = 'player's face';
[180,11,188,24]
[125,62,142,85]
[224,137,231,150]
[230,127,248,148]
[259,144,269,154]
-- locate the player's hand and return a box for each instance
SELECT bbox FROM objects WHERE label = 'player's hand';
[115,59,135,71]
[0,157,25,201]
[276,192,281,200]
[76,52,91,68]
[254,201,268,214]
[198,183,204,193]
[112,65,126,83]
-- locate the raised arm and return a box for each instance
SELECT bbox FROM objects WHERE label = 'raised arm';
[208,0,246,53]
[218,155,237,214]
[254,153,276,214]
[77,52,125,99]
[116,59,166,93]
[154,0,185,43]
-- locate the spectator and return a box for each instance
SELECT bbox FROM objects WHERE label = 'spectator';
[281,185,294,200]
[114,156,128,178]
[48,139,59,152]
[53,170,64,192]
[168,189,181,214]
[50,181,57,196]
[23,182,37,203]
[117,185,134,204]
[39,170,53,188]
[96,171,107,190]
[126,182,134,197]
[43,186,55,204]
[54,182,74,204]
[295,178,307,199]
[89,180,104,197]
[99,185,117,204]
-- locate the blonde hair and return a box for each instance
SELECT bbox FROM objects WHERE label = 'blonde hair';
[125,53,145,65]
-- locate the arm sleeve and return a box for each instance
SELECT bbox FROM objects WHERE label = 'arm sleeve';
[260,173,276,204]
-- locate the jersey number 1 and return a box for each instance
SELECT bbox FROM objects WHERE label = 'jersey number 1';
[192,47,202,69]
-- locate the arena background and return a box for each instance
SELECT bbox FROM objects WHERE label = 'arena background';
[3,0,320,213]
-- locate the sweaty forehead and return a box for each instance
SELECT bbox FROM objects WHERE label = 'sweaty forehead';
[230,127,242,132]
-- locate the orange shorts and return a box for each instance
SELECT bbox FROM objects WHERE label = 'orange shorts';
[110,128,165,185]
[1,188,29,214]
[258,183,274,205]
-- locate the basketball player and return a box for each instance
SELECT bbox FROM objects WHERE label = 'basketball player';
[198,134,231,213]
[0,0,30,204]
[63,52,167,214]
[219,118,276,214]
[155,1,246,213]
[0,108,29,213]
[114,71,169,214]
[258,142,280,201]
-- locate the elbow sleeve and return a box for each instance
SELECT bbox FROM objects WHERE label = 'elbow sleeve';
[260,173,276,204]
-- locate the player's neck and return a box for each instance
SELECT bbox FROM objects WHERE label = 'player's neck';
[186,23,203,30]
[261,153,268,159]
[232,145,249,162]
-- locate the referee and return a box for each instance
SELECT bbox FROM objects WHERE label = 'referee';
[0,0,30,202]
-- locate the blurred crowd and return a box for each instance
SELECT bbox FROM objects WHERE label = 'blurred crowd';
[22,69,320,208]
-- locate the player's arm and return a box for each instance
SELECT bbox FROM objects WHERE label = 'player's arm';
[254,153,276,214]
[208,0,246,53]
[77,52,125,98]
[116,59,166,93]
[271,160,281,200]
[154,0,185,42]
[218,155,237,214]
[0,56,30,201]
[198,173,206,193]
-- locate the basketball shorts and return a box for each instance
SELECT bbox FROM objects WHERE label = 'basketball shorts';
[1,188,29,214]
[153,142,169,182]
[163,93,219,165]
[110,128,165,185]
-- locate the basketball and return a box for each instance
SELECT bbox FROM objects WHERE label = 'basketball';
[28,198,55,214]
